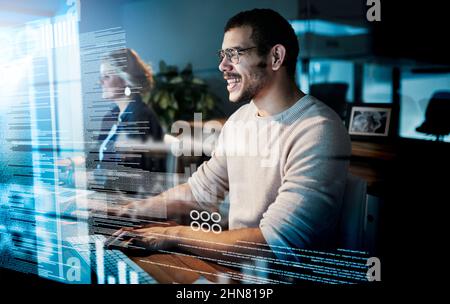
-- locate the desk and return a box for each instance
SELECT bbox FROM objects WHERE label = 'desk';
[131,254,241,284]
[349,140,396,196]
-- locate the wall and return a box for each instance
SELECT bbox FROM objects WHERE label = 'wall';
[79,0,299,116]
[79,0,126,33]
[122,0,298,72]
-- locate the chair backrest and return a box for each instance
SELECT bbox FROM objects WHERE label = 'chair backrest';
[337,174,368,250]
[309,82,349,120]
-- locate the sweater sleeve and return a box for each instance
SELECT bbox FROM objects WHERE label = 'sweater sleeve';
[188,126,229,208]
[259,117,351,262]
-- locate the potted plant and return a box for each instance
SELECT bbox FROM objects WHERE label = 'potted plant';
[147,60,217,129]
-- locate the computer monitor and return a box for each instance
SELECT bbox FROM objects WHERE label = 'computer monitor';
[0,2,175,284]
[0,2,93,283]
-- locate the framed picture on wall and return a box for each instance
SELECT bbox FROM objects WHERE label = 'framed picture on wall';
[347,105,393,138]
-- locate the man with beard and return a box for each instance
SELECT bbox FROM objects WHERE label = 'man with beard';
[106,9,351,263]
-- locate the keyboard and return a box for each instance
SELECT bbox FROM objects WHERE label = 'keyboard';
[66,234,156,284]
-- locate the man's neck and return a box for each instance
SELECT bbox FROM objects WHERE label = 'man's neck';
[253,78,305,117]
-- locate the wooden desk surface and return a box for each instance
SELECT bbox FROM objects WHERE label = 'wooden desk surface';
[131,253,241,284]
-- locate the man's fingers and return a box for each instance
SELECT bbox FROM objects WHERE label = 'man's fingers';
[105,229,135,248]
[105,230,153,255]
[111,202,140,219]
[111,227,131,237]
[128,234,157,251]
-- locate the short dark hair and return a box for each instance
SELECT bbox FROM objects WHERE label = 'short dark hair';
[224,8,299,81]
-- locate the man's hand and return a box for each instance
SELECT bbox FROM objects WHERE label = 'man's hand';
[86,183,204,224]
[111,196,167,220]
[105,224,179,256]
[105,224,273,263]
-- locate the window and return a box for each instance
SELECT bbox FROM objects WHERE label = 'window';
[400,71,450,142]
[363,64,392,103]
[308,60,354,102]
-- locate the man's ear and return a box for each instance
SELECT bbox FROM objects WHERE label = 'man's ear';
[271,44,286,71]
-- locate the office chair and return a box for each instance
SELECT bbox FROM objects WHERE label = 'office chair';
[336,174,379,253]
[416,91,450,141]
[309,82,349,120]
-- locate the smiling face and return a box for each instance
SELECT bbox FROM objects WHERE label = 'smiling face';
[219,26,270,103]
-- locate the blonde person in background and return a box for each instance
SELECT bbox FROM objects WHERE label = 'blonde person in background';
[59,48,164,189]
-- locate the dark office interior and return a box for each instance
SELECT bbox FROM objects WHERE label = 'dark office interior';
[0,0,448,290]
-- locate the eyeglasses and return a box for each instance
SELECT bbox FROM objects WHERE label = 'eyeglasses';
[217,46,257,64]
